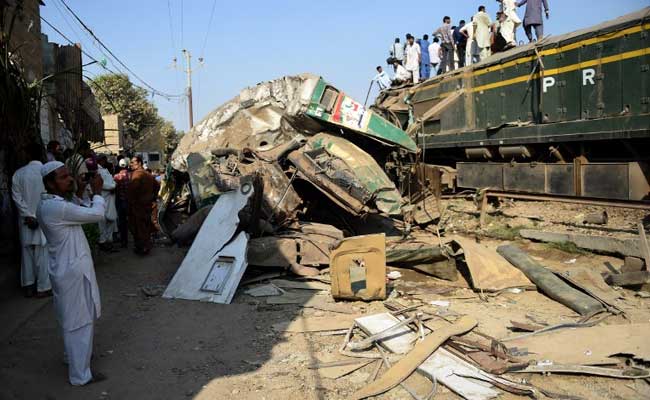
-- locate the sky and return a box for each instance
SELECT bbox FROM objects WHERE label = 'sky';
[40,0,649,132]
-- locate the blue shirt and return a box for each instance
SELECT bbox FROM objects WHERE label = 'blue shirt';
[419,40,430,65]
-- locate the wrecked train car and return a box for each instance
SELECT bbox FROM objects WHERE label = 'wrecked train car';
[161,74,420,237]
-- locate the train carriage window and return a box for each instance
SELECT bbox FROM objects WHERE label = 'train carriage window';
[319,86,340,113]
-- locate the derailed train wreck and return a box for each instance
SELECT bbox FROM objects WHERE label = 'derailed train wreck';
[161,74,440,244]
[374,7,650,201]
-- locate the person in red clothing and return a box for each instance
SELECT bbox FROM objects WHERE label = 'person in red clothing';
[127,156,158,255]
[113,158,130,248]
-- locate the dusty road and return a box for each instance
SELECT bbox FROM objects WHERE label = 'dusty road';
[2,202,650,400]
[0,244,322,400]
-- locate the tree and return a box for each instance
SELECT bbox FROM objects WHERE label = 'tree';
[160,120,181,160]
[90,73,159,138]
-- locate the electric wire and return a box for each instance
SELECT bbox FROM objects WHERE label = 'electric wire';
[40,15,185,104]
[199,0,217,58]
[57,0,182,98]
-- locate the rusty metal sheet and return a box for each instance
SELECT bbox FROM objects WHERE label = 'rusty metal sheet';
[452,237,533,291]
[330,234,386,301]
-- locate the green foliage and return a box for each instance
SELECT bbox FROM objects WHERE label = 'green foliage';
[161,121,180,159]
[90,73,160,138]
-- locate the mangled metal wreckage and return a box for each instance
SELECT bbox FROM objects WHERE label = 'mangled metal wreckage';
[161,73,449,303]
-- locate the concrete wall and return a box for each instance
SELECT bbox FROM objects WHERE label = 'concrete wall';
[133,127,166,171]
[96,114,126,155]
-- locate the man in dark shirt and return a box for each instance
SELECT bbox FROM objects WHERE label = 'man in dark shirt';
[454,20,468,68]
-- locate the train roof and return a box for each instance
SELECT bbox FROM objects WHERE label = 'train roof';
[415,7,650,90]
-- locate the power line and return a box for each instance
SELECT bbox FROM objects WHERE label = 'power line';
[180,0,184,49]
[57,0,182,98]
[51,0,128,77]
[167,0,177,56]
[39,15,185,103]
[199,0,217,57]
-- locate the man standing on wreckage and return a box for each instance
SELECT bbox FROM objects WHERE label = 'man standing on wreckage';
[37,161,107,385]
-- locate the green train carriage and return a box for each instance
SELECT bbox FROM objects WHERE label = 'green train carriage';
[375,7,650,201]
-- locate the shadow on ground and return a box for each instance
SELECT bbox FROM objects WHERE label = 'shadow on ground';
[0,243,324,400]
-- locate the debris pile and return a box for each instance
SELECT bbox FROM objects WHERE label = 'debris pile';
[160,73,444,304]
[158,74,650,398]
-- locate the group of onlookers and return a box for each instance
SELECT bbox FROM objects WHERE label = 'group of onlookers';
[375,0,550,88]
[11,141,161,298]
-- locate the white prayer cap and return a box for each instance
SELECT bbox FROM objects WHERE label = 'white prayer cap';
[41,161,65,177]
[119,158,129,168]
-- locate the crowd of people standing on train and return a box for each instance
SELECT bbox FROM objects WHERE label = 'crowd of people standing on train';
[375,0,549,88]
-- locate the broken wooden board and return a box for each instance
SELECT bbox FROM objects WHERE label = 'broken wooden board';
[519,229,642,258]
[353,315,477,399]
[557,267,623,311]
[419,347,500,400]
[272,315,360,333]
[355,313,417,355]
[270,279,330,291]
[331,234,386,301]
[505,323,650,365]
[497,245,604,316]
[163,185,253,303]
[452,237,532,291]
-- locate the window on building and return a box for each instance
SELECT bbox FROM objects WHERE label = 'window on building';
[148,152,160,162]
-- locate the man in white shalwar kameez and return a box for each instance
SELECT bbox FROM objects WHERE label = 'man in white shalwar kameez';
[473,6,493,61]
[37,161,106,386]
[499,0,522,48]
[96,155,117,251]
[11,144,51,297]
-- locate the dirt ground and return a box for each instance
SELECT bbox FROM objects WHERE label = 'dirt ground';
[1,200,650,400]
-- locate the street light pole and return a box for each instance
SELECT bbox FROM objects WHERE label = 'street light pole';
[182,49,194,130]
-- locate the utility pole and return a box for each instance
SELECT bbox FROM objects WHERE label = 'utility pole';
[182,49,194,130]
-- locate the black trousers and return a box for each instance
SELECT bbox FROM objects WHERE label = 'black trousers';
[456,44,466,68]
[116,199,129,246]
